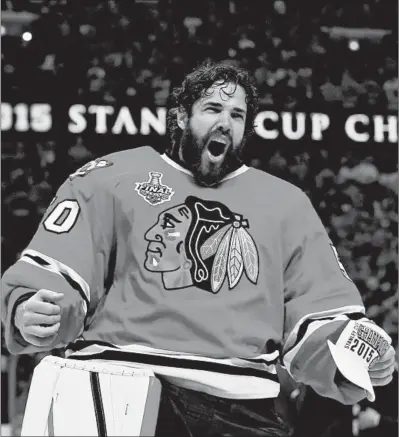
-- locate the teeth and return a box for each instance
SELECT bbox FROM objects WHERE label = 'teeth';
[206,149,224,163]
[152,257,158,267]
[213,139,227,145]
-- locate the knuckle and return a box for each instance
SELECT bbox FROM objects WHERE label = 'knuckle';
[43,305,52,315]
[24,302,33,312]
[48,305,57,315]
[31,328,43,337]
[52,305,61,315]
[37,290,48,300]
[25,326,35,336]
[46,304,56,314]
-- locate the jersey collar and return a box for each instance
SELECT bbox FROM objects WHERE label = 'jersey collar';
[160,153,250,182]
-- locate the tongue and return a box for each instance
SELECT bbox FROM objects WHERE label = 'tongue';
[208,141,225,157]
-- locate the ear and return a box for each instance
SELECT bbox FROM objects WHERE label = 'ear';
[176,108,188,130]
[182,257,192,272]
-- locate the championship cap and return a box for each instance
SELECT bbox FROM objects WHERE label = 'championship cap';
[327,320,391,402]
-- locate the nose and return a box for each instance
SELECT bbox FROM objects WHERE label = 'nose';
[145,228,165,247]
[144,225,157,242]
[215,111,232,134]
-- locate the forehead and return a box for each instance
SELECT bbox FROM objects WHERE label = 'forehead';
[159,205,191,221]
[197,81,247,108]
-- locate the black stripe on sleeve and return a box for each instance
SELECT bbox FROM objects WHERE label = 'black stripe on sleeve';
[284,312,366,356]
[22,254,90,313]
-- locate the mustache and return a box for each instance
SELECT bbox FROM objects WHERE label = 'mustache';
[204,130,232,147]
[146,242,165,253]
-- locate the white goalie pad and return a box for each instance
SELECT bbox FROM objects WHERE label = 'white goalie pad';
[21,356,162,436]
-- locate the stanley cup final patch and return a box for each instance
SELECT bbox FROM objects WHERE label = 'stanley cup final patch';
[135,172,175,206]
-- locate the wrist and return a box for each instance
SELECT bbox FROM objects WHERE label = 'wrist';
[11,292,35,331]
[13,301,25,331]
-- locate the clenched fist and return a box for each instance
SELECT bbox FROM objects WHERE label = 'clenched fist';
[369,345,396,387]
[14,289,63,347]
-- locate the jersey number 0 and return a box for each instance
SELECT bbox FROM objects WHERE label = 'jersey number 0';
[43,200,80,234]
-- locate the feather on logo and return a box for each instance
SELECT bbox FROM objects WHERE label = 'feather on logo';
[201,215,259,293]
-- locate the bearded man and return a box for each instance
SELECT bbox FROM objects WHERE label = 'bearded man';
[2,62,395,436]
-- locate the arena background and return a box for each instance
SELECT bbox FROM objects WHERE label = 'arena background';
[1,1,398,436]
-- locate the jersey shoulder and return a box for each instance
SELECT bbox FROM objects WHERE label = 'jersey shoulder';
[247,167,307,204]
[101,146,160,174]
[247,167,320,225]
[67,146,160,191]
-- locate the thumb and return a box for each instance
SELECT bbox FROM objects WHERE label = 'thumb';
[37,289,64,303]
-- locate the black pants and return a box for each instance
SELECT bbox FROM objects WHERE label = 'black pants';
[155,379,291,437]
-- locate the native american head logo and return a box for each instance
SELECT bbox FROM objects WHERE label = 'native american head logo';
[144,196,259,293]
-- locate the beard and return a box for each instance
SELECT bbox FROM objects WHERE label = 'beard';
[178,125,245,187]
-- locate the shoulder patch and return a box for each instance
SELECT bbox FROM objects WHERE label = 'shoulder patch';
[135,172,175,206]
[69,158,113,180]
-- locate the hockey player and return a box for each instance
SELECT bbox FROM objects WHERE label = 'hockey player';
[2,62,395,436]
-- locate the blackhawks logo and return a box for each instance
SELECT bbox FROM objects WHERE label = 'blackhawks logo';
[69,158,113,180]
[144,196,259,293]
[135,172,175,206]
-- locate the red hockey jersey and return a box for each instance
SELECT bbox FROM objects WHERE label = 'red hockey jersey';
[2,146,367,403]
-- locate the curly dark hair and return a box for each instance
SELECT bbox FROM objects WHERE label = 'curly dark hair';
[166,61,259,153]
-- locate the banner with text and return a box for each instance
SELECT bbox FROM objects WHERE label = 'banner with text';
[1,102,397,145]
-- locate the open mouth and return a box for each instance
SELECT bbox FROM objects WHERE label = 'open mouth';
[148,253,160,267]
[146,248,162,268]
[207,139,228,160]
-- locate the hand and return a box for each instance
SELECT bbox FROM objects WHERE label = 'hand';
[14,289,64,347]
[357,407,381,430]
[369,345,396,387]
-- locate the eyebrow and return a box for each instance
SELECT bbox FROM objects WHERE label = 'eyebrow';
[203,101,247,115]
[164,213,182,224]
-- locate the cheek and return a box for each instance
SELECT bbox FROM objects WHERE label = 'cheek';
[164,230,181,241]
[176,241,184,254]
[190,116,212,139]
[233,124,245,145]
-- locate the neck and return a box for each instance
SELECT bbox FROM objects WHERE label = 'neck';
[163,268,193,290]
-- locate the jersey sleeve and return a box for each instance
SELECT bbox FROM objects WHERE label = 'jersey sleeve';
[281,192,369,405]
[1,171,115,355]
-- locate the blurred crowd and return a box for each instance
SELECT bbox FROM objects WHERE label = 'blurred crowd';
[2,0,398,110]
[1,1,398,436]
